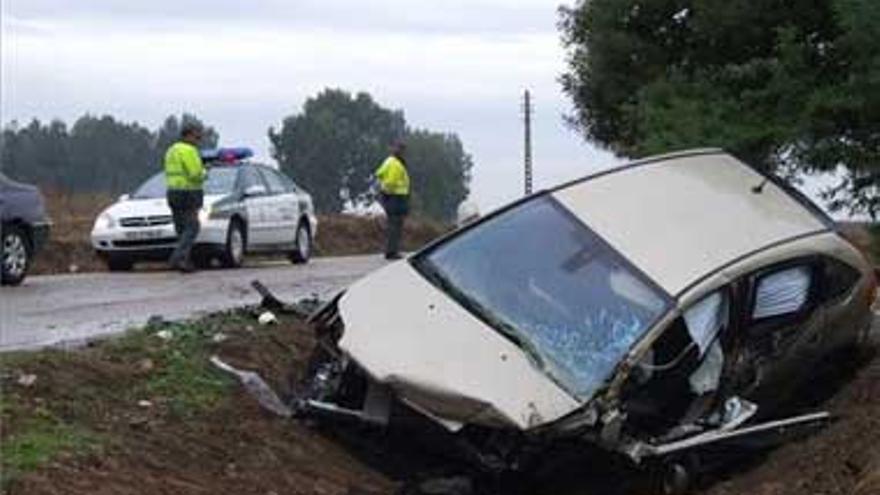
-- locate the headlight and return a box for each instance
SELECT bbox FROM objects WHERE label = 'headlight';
[96,213,116,230]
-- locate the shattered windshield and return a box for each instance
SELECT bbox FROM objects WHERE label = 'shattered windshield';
[414,196,670,401]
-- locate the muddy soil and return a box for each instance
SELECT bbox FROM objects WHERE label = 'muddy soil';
[3,311,879,495]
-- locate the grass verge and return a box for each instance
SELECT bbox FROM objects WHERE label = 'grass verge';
[0,309,391,495]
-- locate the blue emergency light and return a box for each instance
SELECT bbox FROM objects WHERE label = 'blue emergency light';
[201,147,254,164]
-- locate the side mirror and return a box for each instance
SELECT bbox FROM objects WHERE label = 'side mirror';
[118,193,130,202]
[243,185,267,198]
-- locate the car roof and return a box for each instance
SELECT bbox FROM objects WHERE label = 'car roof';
[550,150,833,297]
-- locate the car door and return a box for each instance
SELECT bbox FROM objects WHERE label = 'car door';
[736,258,825,408]
[624,287,732,433]
[238,166,273,247]
[257,166,298,245]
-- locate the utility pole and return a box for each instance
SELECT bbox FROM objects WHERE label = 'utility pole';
[522,89,533,196]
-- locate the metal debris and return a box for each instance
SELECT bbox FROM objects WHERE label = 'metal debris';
[210,356,293,417]
[251,280,314,319]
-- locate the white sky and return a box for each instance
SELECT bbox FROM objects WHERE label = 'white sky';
[1,0,856,218]
[0,0,618,212]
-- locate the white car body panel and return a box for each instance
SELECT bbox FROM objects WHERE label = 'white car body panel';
[91,194,227,250]
[338,261,580,431]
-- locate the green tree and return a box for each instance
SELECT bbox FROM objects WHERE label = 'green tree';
[153,114,219,166]
[560,0,880,218]
[269,89,407,214]
[406,130,473,221]
[67,115,155,192]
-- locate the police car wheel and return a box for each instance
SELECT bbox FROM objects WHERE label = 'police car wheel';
[289,221,311,264]
[221,220,245,268]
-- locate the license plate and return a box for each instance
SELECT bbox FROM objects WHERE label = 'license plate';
[124,229,165,240]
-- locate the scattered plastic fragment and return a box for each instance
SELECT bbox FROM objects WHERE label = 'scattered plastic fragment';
[258,311,278,326]
[210,356,293,417]
[17,374,37,387]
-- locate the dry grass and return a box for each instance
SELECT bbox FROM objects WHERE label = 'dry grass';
[31,191,449,275]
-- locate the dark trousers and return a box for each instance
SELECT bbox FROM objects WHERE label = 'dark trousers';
[380,193,409,256]
[167,189,203,266]
[386,214,405,256]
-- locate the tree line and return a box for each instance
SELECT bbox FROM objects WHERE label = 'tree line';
[560,0,880,219]
[0,114,219,196]
[0,90,473,221]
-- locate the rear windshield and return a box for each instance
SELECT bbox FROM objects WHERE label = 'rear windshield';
[131,168,239,199]
[414,196,670,401]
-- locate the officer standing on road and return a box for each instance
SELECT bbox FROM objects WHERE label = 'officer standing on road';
[375,141,410,260]
[164,124,206,273]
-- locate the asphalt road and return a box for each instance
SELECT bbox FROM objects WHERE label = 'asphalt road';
[0,255,387,351]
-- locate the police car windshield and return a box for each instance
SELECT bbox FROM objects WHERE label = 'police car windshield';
[131,168,239,199]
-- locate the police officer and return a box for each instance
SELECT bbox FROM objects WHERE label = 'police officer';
[375,141,410,260]
[164,124,206,273]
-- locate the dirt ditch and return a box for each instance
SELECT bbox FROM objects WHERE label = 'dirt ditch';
[1,309,879,495]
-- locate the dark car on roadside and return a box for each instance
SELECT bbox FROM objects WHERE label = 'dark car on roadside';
[0,172,51,285]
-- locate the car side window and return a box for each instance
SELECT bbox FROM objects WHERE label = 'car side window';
[273,170,299,193]
[820,257,861,303]
[751,265,813,320]
[239,167,267,195]
[259,168,288,195]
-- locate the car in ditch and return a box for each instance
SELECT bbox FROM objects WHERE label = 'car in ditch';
[295,149,877,492]
[1,172,51,286]
[91,148,317,271]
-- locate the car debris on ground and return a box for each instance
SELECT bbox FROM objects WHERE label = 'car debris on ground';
[16,373,38,387]
[210,355,294,418]
[258,311,278,326]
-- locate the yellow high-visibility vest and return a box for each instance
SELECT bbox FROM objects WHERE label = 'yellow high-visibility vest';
[164,141,206,190]
[375,155,410,195]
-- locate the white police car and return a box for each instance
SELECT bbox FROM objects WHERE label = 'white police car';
[91,148,317,271]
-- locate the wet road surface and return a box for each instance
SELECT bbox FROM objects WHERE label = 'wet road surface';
[0,255,387,351]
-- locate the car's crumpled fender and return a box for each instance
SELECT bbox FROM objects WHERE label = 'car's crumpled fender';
[337,260,580,431]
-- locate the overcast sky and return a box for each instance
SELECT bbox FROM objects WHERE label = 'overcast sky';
[1,0,621,211]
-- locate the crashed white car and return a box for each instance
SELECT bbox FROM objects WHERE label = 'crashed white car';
[297,149,877,489]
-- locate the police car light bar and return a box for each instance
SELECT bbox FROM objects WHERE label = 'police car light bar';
[201,147,254,164]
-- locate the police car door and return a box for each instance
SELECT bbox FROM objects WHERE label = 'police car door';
[239,166,272,246]
[257,167,297,245]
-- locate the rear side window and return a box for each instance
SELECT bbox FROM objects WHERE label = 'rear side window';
[275,171,299,192]
[821,258,861,302]
[240,167,266,192]
[259,168,288,195]
[752,265,812,320]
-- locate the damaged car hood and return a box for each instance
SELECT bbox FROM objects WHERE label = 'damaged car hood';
[337,260,580,431]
